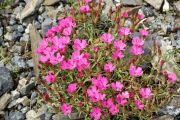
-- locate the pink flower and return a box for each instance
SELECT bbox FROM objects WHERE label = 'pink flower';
[132,37,144,46]
[116,94,128,106]
[104,62,115,73]
[112,50,124,60]
[93,46,99,52]
[135,100,144,110]
[62,27,73,36]
[109,104,119,115]
[114,40,126,51]
[100,33,114,44]
[111,81,124,92]
[58,17,76,29]
[129,65,143,77]
[167,73,177,84]
[140,29,149,37]
[73,39,88,51]
[61,103,72,116]
[102,98,113,108]
[139,88,152,99]
[45,71,56,83]
[60,36,71,45]
[90,107,101,120]
[122,11,128,18]
[67,83,77,93]
[137,13,145,20]
[80,5,91,13]
[87,86,106,102]
[130,46,144,56]
[121,91,130,99]
[92,74,109,90]
[119,27,131,36]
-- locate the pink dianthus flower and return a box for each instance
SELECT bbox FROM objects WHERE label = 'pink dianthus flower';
[45,71,56,84]
[67,83,77,94]
[100,33,114,44]
[119,27,131,36]
[104,62,116,73]
[61,103,72,116]
[167,72,177,84]
[139,88,152,99]
[135,100,144,110]
[114,40,126,51]
[90,107,101,120]
[111,81,124,92]
[129,65,143,77]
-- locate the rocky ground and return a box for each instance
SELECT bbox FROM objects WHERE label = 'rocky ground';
[0,0,180,120]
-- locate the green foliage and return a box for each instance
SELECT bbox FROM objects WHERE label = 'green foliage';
[0,0,15,10]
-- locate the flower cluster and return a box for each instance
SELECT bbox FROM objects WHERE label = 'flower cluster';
[37,1,178,120]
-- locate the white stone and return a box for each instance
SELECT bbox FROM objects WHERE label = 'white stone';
[26,110,40,120]
[145,0,163,10]
[18,0,43,20]
[43,0,60,5]
[16,96,30,106]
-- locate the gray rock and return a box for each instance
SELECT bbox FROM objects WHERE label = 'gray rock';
[102,0,115,18]
[39,6,45,14]
[141,6,154,17]
[121,0,142,6]
[177,39,180,48]
[0,111,5,118]
[160,106,180,117]
[145,0,163,10]
[19,82,35,95]
[14,5,24,16]
[41,18,53,35]
[16,96,30,106]
[11,55,26,69]
[43,0,60,5]
[34,21,41,29]
[9,111,25,120]
[8,100,17,109]
[11,45,23,54]
[18,0,43,20]
[38,15,44,23]
[36,105,48,119]
[13,31,23,38]
[0,37,4,46]
[9,18,16,25]
[20,33,30,42]
[169,97,180,108]
[11,90,20,100]
[0,27,3,36]
[17,25,25,33]
[0,67,14,96]
[4,32,15,41]
[6,26,15,32]
[174,1,180,16]
[0,93,11,111]
[30,91,37,100]
[17,78,28,90]
[21,107,29,114]
[17,104,23,110]
[27,59,34,67]
[31,99,37,106]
